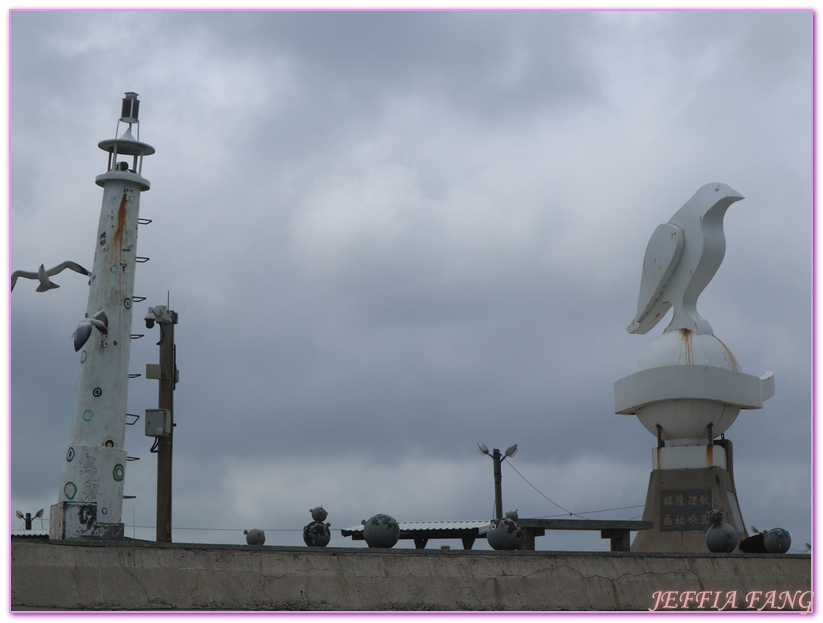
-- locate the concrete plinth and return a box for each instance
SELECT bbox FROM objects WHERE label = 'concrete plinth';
[49,502,124,541]
[631,465,746,553]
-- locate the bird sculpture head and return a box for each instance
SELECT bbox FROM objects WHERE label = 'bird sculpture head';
[628,182,744,336]
[310,506,328,522]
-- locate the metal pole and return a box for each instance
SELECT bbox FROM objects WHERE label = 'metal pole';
[154,311,177,543]
[493,448,503,520]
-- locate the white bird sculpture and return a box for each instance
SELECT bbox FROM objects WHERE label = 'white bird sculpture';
[73,310,108,352]
[627,183,744,336]
[11,261,90,292]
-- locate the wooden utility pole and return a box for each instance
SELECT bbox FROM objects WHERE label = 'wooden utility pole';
[492,448,503,520]
[145,305,178,543]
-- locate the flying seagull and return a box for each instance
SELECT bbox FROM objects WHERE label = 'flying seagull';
[11,261,90,292]
[627,183,744,336]
[73,310,108,352]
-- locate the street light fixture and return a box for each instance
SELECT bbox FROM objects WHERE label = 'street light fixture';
[16,509,44,531]
[477,443,518,519]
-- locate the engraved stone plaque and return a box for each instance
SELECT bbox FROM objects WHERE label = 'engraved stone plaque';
[660,489,712,532]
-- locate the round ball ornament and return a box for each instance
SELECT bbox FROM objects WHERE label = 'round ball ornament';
[763,528,791,554]
[362,513,400,548]
[304,521,331,547]
[244,529,265,545]
[487,517,524,551]
[705,509,739,553]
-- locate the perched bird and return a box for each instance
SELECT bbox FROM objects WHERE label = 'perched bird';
[627,183,744,336]
[73,310,108,352]
[11,261,90,292]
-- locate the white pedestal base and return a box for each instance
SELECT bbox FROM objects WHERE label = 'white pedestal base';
[652,443,726,470]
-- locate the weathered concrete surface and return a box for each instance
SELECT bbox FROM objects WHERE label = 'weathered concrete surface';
[11,537,812,611]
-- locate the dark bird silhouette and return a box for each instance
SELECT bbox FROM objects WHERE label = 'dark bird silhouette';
[73,310,108,352]
[628,183,744,336]
[738,532,767,553]
[11,261,90,292]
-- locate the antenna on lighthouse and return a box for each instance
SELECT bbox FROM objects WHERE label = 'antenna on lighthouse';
[121,92,140,123]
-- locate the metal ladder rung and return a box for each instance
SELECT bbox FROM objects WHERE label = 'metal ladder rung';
[128,373,142,379]
[126,456,140,461]
[132,296,147,303]
[126,413,140,425]
[130,334,145,340]
[138,218,152,225]
[135,256,150,263]
[123,495,137,500]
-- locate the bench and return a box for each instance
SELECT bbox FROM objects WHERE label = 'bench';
[341,519,652,551]
[480,518,654,552]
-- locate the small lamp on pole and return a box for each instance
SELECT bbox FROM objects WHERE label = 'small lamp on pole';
[16,509,44,531]
[478,443,518,520]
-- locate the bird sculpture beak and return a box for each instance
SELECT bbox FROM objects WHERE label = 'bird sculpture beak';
[713,183,744,201]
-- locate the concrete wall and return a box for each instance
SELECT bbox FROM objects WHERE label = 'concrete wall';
[11,537,812,612]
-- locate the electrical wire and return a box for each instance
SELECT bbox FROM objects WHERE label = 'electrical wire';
[128,524,302,533]
[504,459,644,520]
[503,459,584,518]
[535,504,646,519]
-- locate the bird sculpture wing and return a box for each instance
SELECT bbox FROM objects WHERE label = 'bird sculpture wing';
[626,223,684,335]
[73,321,93,352]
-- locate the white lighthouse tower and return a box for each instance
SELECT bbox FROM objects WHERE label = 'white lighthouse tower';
[50,93,155,540]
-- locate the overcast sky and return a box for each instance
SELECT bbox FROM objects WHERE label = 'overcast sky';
[7,9,812,553]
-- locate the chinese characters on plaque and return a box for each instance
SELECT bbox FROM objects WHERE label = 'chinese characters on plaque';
[660,489,712,531]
